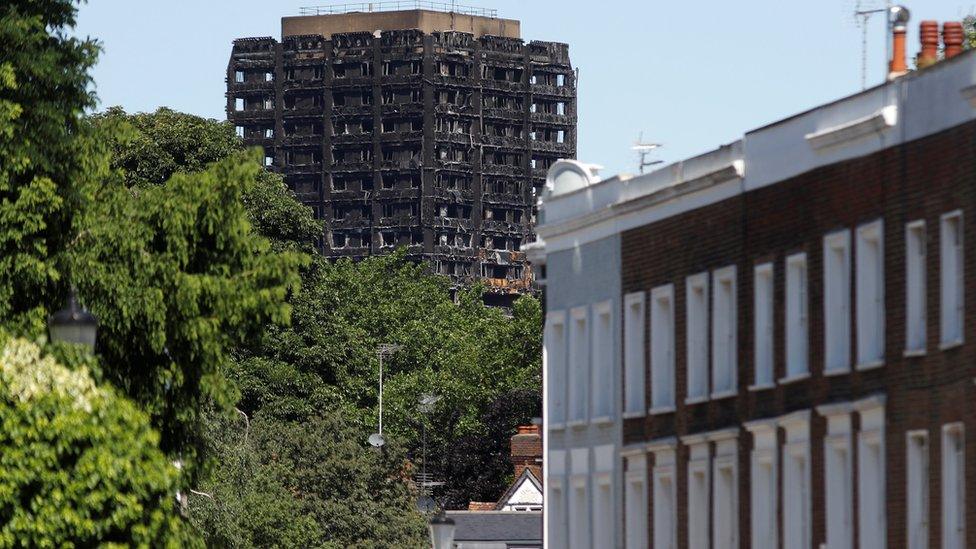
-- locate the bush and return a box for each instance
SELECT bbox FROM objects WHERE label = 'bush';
[0,337,196,547]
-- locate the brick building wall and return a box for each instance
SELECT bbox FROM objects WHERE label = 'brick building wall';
[620,119,976,547]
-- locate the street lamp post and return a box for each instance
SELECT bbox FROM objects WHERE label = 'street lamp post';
[48,289,97,351]
[428,510,456,549]
[369,343,402,448]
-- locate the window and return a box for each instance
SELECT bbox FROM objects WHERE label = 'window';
[624,292,646,416]
[591,302,613,419]
[545,313,567,425]
[906,221,927,353]
[753,263,774,388]
[940,211,964,346]
[821,409,853,549]
[857,402,885,549]
[652,449,677,549]
[823,230,851,373]
[712,266,737,396]
[785,253,808,380]
[235,98,244,111]
[548,453,567,547]
[570,477,589,549]
[942,423,966,549]
[569,307,589,423]
[906,430,929,549]
[234,70,245,83]
[856,220,885,367]
[651,285,675,411]
[747,423,777,549]
[686,274,709,401]
[781,413,811,549]
[686,443,709,549]
[624,455,648,549]
[592,475,613,548]
[713,440,738,549]
[235,125,245,138]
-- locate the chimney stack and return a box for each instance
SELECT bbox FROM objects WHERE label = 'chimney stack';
[943,22,964,60]
[918,20,939,68]
[888,6,911,80]
[510,424,542,480]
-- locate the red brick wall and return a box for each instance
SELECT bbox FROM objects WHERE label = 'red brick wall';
[622,120,976,548]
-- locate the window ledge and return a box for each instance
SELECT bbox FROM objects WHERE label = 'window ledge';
[823,367,851,377]
[567,420,588,429]
[684,395,709,405]
[549,422,566,432]
[778,372,810,385]
[748,382,775,392]
[591,415,614,426]
[648,405,676,415]
[903,349,927,358]
[710,389,738,400]
[622,410,646,419]
[940,339,964,351]
[855,360,884,371]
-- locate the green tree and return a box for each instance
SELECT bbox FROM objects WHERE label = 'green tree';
[0,337,196,547]
[189,407,427,548]
[70,151,306,482]
[0,0,102,335]
[91,107,321,251]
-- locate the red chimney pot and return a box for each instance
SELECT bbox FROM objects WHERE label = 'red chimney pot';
[919,21,939,67]
[944,22,965,60]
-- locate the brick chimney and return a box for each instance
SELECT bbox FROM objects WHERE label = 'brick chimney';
[918,20,939,68]
[943,22,965,60]
[510,425,542,480]
[888,6,910,80]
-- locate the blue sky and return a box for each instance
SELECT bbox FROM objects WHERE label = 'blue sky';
[77,0,975,176]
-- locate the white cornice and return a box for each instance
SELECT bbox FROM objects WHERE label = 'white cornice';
[804,105,897,151]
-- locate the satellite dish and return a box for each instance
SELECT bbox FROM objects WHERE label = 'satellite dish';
[416,495,436,514]
[368,433,386,448]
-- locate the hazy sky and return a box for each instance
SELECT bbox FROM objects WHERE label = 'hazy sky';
[76,0,976,176]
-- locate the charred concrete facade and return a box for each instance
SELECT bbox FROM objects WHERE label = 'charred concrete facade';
[226,10,575,301]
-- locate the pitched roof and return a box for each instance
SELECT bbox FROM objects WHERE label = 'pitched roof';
[495,467,543,510]
[446,511,542,543]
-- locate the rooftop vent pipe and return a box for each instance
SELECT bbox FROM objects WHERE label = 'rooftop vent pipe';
[888,5,910,80]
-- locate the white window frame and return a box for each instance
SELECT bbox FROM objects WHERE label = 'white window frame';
[591,301,614,421]
[713,438,739,549]
[684,440,710,549]
[547,476,567,549]
[650,285,676,413]
[784,253,809,382]
[568,307,589,425]
[569,475,590,549]
[746,421,778,549]
[817,404,853,549]
[686,273,710,402]
[545,312,567,427]
[940,211,964,348]
[752,263,775,390]
[856,399,886,549]
[856,220,885,369]
[780,412,811,549]
[651,446,677,549]
[942,422,966,549]
[823,230,851,374]
[905,221,927,355]
[711,266,737,398]
[592,473,614,549]
[624,453,648,549]
[906,430,929,549]
[624,292,647,417]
